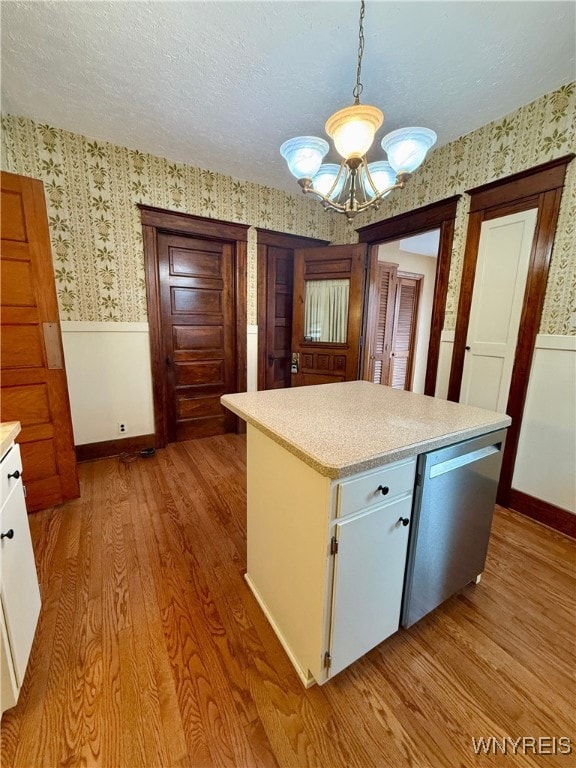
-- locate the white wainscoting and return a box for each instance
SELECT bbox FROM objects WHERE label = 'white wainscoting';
[62,322,258,446]
[434,330,454,399]
[512,335,576,513]
[61,322,155,445]
[247,325,258,392]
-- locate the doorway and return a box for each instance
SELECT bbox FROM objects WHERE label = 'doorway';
[256,228,329,390]
[139,206,249,446]
[358,196,460,395]
[365,230,439,393]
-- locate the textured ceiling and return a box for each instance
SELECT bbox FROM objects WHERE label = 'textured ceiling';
[2,1,575,193]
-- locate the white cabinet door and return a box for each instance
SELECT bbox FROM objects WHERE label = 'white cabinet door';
[328,494,412,677]
[460,208,538,413]
[0,482,41,687]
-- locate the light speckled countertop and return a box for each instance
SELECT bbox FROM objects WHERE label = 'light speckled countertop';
[0,421,21,460]
[221,382,511,479]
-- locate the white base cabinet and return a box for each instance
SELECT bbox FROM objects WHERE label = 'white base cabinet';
[0,442,41,715]
[246,425,416,685]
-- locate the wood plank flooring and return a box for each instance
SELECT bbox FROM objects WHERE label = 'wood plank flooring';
[2,435,575,767]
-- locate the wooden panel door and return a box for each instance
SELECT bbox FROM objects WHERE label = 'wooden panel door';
[0,172,79,512]
[366,262,396,385]
[157,233,236,441]
[265,246,293,389]
[459,209,538,413]
[291,244,367,387]
[366,264,421,391]
[388,275,421,390]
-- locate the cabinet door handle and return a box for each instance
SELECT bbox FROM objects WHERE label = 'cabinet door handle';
[1,529,15,540]
[377,485,389,495]
[398,517,410,527]
[7,470,21,480]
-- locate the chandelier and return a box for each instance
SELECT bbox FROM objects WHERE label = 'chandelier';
[280,0,437,219]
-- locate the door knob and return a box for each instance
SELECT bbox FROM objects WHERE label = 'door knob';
[7,470,20,480]
[398,517,410,527]
[1,529,14,540]
[465,346,471,351]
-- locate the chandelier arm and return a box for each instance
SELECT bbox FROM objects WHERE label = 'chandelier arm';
[362,157,380,197]
[299,176,408,216]
[324,160,349,201]
[298,184,352,214]
[353,180,407,213]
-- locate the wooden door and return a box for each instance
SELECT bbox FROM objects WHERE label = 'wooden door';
[157,233,237,441]
[459,209,538,413]
[366,263,421,391]
[291,244,367,387]
[389,275,421,390]
[264,245,293,389]
[257,229,329,391]
[0,172,79,512]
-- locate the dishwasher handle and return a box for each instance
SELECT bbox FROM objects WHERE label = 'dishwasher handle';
[428,443,502,479]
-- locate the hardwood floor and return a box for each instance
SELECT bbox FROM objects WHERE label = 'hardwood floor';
[2,435,575,767]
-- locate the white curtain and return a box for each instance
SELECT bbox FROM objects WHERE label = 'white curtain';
[304,279,349,343]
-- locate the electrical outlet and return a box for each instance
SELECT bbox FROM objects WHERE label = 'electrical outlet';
[118,422,127,434]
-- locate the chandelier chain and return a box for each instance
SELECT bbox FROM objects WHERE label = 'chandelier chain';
[352,0,365,103]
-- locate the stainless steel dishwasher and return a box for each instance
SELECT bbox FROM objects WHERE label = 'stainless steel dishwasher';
[401,428,507,628]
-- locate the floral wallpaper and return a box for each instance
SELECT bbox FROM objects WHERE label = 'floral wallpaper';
[1,83,575,334]
[0,115,337,324]
[339,83,576,335]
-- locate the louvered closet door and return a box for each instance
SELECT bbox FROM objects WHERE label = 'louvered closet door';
[389,277,421,390]
[368,263,396,385]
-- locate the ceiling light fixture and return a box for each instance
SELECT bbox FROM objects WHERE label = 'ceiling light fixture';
[280,0,437,219]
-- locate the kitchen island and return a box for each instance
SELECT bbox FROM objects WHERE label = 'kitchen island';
[221,381,511,686]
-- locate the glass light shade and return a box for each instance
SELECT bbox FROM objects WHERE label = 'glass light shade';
[381,127,437,174]
[312,164,345,199]
[363,161,396,198]
[280,136,329,180]
[325,104,384,160]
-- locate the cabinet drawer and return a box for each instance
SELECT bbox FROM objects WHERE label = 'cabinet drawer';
[1,444,23,506]
[337,457,416,518]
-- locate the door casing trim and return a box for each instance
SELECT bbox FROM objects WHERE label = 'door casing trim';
[447,154,574,505]
[139,206,249,447]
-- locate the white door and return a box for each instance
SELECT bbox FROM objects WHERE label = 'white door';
[460,208,538,413]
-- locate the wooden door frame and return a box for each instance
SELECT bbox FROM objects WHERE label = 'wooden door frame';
[357,195,460,396]
[446,155,574,506]
[139,206,249,448]
[256,228,329,391]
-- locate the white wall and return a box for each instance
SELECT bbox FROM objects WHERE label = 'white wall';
[434,330,454,400]
[61,322,155,445]
[512,336,576,513]
[247,325,258,392]
[377,242,437,394]
[62,322,257,446]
